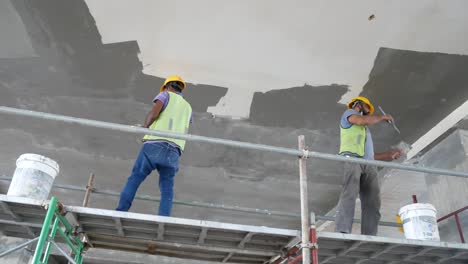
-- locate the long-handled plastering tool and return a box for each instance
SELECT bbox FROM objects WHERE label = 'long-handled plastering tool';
[378,106,401,134]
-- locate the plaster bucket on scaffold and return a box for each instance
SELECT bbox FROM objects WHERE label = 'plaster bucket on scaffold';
[7,153,59,200]
[398,203,440,241]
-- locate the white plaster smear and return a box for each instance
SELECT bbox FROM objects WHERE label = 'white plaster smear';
[85,0,468,118]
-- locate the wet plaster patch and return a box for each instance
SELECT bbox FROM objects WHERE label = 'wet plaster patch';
[249,84,349,129]
[362,47,468,146]
[132,74,229,113]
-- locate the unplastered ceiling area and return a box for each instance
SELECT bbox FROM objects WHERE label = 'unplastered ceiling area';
[1,0,468,229]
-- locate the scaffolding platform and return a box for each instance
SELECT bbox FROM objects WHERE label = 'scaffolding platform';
[0,195,299,263]
[314,232,468,264]
[1,194,468,264]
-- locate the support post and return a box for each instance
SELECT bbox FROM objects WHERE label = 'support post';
[31,197,58,264]
[454,213,466,243]
[298,135,310,264]
[82,173,95,207]
[310,213,318,264]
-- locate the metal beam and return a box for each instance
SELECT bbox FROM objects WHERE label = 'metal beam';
[357,244,398,262]
[1,106,468,178]
[436,250,468,264]
[298,136,310,264]
[222,252,234,263]
[94,239,277,257]
[321,241,363,264]
[403,247,432,261]
[157,223,164,240]
[238,232,255,249]
[113,218,125,237]
[197,227,208,245]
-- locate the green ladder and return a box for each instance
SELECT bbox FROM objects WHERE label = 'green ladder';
[31,196,85,264]
[0,197,86,263]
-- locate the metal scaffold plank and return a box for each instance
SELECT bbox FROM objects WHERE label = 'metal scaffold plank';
[2,195,468,264]
[0,195,298,263]
[316,232,468,264]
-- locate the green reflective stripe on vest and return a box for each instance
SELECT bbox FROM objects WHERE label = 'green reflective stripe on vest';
[339,124,366,157]
[143,92,192,150]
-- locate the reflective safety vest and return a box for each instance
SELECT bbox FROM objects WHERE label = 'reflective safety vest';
[143,92,192,150]
[339,123,366,157]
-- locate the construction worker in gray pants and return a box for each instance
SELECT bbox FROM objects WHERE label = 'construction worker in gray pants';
[335,96,401,235]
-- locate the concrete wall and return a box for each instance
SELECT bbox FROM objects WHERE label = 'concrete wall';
[1,0,468,230]
[1,3,468,263]
[421,129,468,242]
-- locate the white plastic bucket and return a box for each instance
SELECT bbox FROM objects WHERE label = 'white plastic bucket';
[398,203,440,241]
[7,154,59,200]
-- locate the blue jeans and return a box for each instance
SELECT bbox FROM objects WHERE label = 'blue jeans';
[116,142,180,216]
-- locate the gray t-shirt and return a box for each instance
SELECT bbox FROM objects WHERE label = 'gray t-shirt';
[340,109,374,160]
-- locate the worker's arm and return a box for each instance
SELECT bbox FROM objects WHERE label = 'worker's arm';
[348,114,393,126]
[374,149,401,161]
[143,100,164,128]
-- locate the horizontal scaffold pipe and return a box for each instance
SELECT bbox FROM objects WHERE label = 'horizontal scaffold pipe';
[1,106,467,178]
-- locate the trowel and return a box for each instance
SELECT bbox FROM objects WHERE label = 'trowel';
[378,106,401,134]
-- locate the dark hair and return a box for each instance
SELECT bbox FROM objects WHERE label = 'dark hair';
[166,81,183,93]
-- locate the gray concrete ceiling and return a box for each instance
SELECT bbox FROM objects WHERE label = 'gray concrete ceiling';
[1,0,468,234]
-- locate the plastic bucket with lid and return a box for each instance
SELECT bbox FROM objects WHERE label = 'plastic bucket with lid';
[7,154,59,200]
[398,203,440,241]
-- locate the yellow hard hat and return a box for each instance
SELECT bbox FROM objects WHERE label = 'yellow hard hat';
[348,96,374,115]
[160,75,186,92]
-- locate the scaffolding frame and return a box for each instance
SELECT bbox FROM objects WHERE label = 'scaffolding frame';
[0,194,299,263]
[1,106,468,264]
[1,195,467,264]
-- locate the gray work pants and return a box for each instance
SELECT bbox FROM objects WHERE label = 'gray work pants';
[335,162,381,235]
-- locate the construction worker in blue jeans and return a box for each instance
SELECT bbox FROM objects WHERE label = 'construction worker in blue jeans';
[116,75,192,216]
[335,96,401,235]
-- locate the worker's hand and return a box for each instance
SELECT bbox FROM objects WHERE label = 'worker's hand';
[388,148,402,160]
[380,115,394,123]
